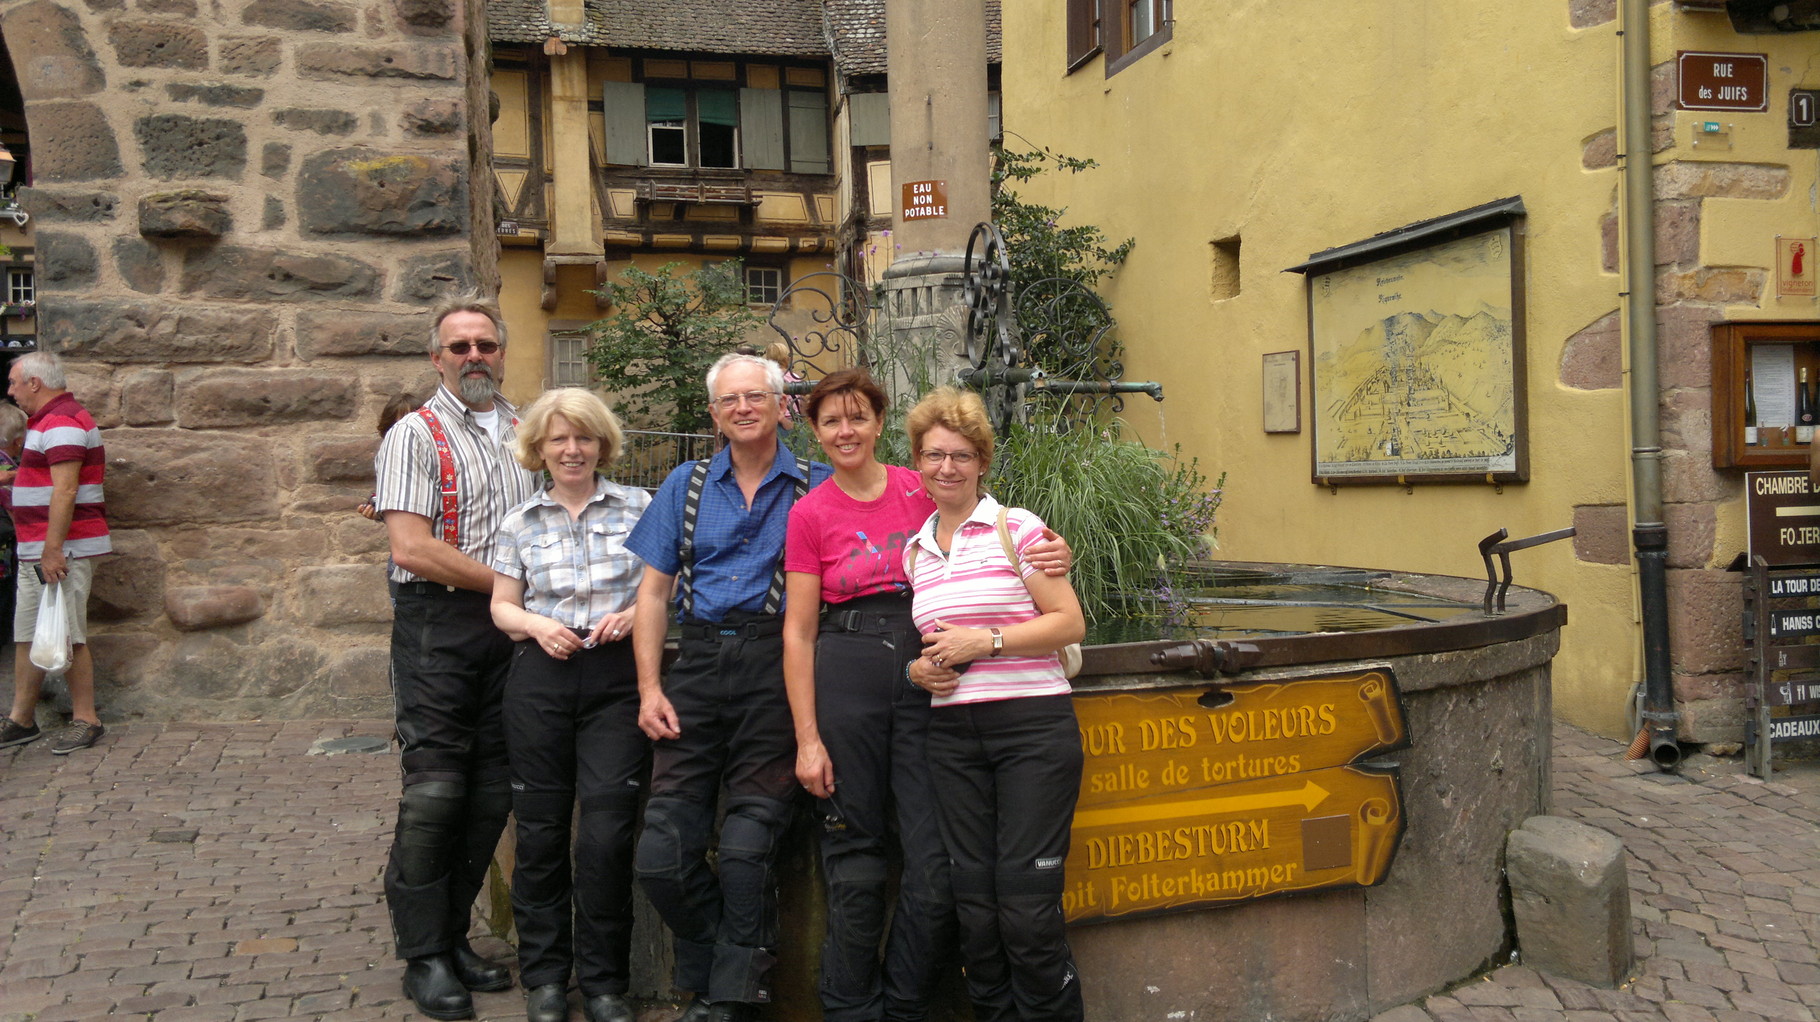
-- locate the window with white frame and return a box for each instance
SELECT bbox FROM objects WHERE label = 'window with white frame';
[745,266,782,306]
[548,331,591,388]
[7,269,32,306]
[604,79,829,174]
[645,86,739,169]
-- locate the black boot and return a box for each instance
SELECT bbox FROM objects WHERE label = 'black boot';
[525,982,569,1022]
[583,993,634,1022]
[402,954,474,1021]
[450,941,512,992]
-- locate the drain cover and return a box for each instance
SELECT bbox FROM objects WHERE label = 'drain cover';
[309,736,391,756]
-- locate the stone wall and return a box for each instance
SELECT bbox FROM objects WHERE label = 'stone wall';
[0,0,495,719]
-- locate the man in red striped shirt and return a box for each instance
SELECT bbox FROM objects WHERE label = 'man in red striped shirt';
[0,353,111,754]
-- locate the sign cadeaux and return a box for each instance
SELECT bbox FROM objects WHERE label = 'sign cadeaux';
[1065,669,1409,923]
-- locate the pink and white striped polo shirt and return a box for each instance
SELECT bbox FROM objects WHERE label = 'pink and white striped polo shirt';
[906,495,1070,707]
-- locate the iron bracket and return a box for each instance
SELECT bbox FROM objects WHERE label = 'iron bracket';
[1147,640,1263,678]
[1479,527,1576,615]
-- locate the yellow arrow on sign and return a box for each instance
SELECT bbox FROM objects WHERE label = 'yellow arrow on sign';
[1073,779,1331,829]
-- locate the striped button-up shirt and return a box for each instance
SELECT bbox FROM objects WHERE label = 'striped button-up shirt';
[492,476,650,630]
[375,385,539,584]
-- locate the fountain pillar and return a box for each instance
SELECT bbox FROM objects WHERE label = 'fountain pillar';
[882,0,991,385]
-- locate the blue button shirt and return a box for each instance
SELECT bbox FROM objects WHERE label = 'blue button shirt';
[625,436,831,623]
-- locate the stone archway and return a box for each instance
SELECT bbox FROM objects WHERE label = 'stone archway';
[0,0,496,718]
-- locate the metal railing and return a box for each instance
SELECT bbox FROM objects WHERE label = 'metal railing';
[616,429,716,490]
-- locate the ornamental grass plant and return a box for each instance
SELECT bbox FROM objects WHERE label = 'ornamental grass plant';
[991,417,1223,629]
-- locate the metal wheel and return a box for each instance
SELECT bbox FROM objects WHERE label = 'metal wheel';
[963,222,1015,371]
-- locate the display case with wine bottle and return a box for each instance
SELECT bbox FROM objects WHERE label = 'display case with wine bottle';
[1711,322,1820,468]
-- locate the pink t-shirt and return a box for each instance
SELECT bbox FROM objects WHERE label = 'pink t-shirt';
[906,495,1071,706]
[785,463,934,605]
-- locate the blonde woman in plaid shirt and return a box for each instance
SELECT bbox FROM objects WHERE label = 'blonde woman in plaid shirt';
[490,388,650,1022]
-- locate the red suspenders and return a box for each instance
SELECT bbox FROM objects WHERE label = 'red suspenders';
[416,406,461,546]
[413,405,520,549]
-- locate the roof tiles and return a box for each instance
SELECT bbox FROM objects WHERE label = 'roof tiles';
[490,0,827,54]
[491,0,999,71]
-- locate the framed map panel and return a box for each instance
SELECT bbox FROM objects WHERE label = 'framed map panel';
[1299,210,1528,485]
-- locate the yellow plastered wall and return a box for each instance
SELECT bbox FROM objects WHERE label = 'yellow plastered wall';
[496,250,605,407]
[1000,4,1820,737]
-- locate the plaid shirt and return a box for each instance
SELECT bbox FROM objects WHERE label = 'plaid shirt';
[625,436,831,623]
[492,476,651,630]
[375,385,539,584]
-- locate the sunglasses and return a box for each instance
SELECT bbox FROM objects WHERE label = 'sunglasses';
[441,341,501,356]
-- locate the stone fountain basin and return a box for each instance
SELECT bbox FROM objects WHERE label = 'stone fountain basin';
[1066,561,1565,1022]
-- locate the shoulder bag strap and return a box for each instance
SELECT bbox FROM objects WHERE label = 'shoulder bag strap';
[995,507,1019,568]
[996,506,1081,677]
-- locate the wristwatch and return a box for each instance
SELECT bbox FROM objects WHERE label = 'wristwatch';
[989,628,1004,657]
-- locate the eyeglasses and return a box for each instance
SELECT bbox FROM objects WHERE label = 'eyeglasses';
[441,341,501,356]
[918,449,980,467]
[712,390,779,410]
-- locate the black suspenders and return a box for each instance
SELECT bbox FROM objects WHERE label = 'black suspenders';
[676,456,810,620]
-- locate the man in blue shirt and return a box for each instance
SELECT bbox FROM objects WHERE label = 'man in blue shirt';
[626,352,829,1022]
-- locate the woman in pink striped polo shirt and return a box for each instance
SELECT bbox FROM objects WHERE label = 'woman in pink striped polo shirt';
[904,387,1087,1022]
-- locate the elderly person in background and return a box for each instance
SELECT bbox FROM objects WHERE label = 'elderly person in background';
[0,401,27,646]
[491,388,649,1022]
[0,352,112,755]
[904,387,1088,1022]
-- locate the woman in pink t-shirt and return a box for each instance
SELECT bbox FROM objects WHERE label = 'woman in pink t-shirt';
[782,368,948,1021]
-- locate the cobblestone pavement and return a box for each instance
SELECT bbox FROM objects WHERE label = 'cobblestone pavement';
[0,719,1815,1022]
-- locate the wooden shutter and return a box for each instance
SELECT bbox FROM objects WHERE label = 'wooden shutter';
[741,87,785,170]
[602,81,646,166]
[849,92,890,148]
[787,89,830,174]
[1067,0,1101,70]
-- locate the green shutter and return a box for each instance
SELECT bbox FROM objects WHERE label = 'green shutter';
[787,89,830,174]
[602,81,646,166]
[849,92,890,147]
[741,87,785,171]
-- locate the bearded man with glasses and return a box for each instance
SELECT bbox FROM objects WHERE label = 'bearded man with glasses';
[372,294,539,1020]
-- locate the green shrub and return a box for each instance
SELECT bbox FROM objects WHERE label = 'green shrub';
[584,261,762,434]
[992,419,1222,627]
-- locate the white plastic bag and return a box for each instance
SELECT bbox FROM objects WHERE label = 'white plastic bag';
[30,580,70,673]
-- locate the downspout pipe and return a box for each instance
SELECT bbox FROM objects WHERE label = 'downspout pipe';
[1621,0,1681,772]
